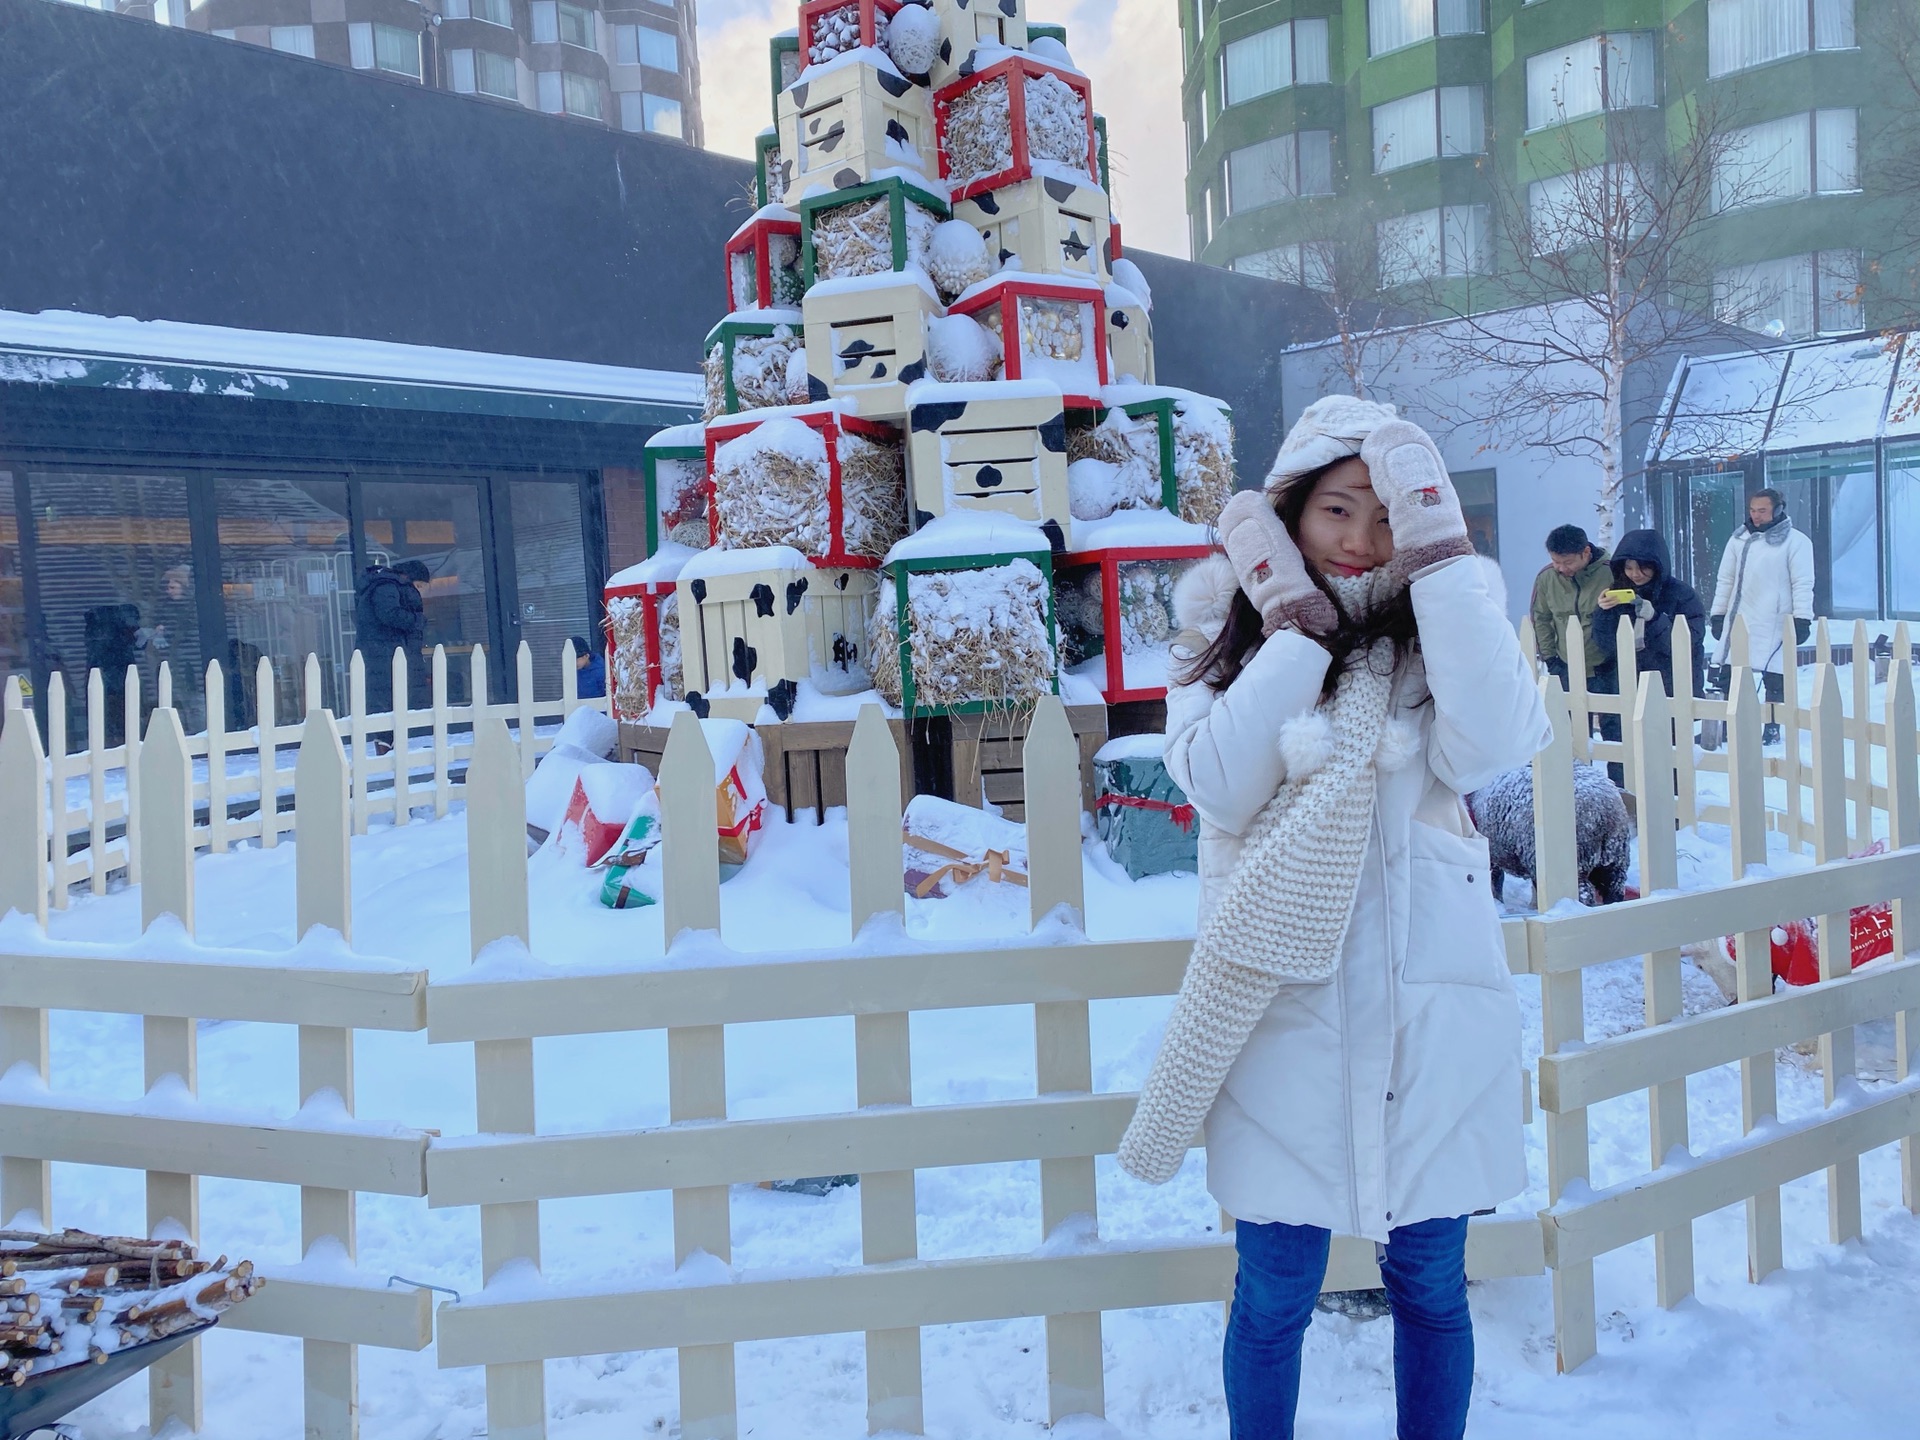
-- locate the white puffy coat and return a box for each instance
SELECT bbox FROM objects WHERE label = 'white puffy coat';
[1163,554,1551,1241]
[1710,519,1815,674]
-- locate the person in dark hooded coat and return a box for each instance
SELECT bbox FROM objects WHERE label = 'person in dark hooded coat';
[1593,528,1707,701]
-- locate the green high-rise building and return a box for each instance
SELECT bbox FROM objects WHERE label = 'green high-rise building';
[1180,0,1915,340]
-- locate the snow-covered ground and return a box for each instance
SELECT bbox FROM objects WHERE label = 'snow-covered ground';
[16,778,1920,1438]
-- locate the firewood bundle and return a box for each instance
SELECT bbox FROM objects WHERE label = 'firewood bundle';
[0,1229,263,1386]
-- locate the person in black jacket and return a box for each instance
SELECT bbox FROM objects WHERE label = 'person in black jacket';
[1592,529,1708,780]
[353,560,429,714]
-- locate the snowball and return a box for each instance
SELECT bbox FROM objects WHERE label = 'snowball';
[1027,36,1075,70]
[927,219,993,300]
[925,313,1004,383]
[784,345,812,404]
[887,2,942,77]
[1112,258,1152,312]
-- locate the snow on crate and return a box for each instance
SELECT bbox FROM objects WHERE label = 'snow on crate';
[705,404,907,564]
[1056,522,1211,704]
[725,206,805,312]
[607,547,693,719]
[801,269,943,417]
[904,377,1069,537]
[948,271,1108,398]
[902,793,1028,897]
[799,176,950,286]
[524,708,621,834]
[0,1230,262,1388]
[951,173,1112,285]
[934,51,1097,199]
[1073,384,1235,527]
[779,43,936,201]
[703,310,807,417]
[642,424,710,556]
[922,0,1029,89]
[872,519,1058,716]
[674,542,880,720]
[556,762,656,867]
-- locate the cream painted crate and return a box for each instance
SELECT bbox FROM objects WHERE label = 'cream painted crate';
[778,57,937,203]
[953,174,1110,284]
[802,272,943,418]
[905,381,1071,541]
[926,0,1027,89]
[1104,282,1154,384]
[677,556,882,720]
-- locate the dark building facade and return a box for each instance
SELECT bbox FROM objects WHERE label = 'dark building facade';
[2,0,1329,738]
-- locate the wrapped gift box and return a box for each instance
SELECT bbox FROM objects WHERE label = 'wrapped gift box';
[1092,737,1198,880]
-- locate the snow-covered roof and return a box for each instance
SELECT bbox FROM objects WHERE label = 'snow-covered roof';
[0,307,703,426]
[1651,333,1917,464]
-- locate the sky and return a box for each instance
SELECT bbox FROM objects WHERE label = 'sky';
[693,0,1191,258]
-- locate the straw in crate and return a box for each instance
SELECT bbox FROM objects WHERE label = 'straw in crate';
[800,0,908,66]
[703,311,806,417]
[934,51,1097,200]
[1065,386,1234,528]
[798,175,952,288]
[947,272,1109,401]
[704,402,908,566]
[870,516,1060,717]
[755,128,791,207]
[1054,538,1212,704]
[726,206,804,312]
[605,552,689,720]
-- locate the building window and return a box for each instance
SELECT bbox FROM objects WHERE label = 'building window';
[532,1,595,49]
[269,24,315,57]
[1371,86,1483,172]
[213,26,236,38]
[1225,131,1334,213]
[1769,446,1877,615]
[442,0,513,25]
[1232,243,1335,291]
[450,48,518,97]
[565,71,603,118]
[1713,108,1858,211]
[616,24,679,71]
[1886,444,1920,618]
[1528,164,1648,253]
[1714,250,1863,338]
[537,70,564,112]
[1220,18,1330,107]
[349,22,422,77]
[1525,33,1657,130]
[1708,0,1855,78]
[1377,205,1488,285]
[642,92,683,137]
[1369,0,1482,58]
[1454,469,1499,559]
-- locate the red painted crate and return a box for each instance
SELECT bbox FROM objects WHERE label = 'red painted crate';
[605,558,687,719]
[1056,543,1213,703]
[704,403,907,568]
[948,274,1109,404]
[799,0,907,66]
[934,53,1098,201]
[725,206,805,312]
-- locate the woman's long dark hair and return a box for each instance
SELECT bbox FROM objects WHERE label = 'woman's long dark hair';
[1179,460,1421,701]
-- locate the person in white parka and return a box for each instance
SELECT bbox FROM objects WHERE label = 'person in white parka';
[1708,487,1815,746]
[1116,397,1552,1440]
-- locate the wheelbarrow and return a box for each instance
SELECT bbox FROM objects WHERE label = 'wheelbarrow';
[0,1320,214,1440]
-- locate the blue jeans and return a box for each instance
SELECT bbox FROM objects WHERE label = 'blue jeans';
[1223,1215,1474,1440]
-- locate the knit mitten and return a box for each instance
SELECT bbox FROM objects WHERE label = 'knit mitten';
[1358,420,1474,578]
[1218,490,1338,636]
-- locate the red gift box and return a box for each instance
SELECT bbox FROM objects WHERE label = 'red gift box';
[934,53,1098,201]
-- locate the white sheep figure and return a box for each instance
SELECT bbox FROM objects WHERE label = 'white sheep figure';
[1466,762,1632,908]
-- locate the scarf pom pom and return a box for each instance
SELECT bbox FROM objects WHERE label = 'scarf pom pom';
[1375,717,1422,773]
[1277,712,1335,780]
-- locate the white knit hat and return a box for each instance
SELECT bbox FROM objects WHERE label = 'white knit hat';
[1264,394,1402,493]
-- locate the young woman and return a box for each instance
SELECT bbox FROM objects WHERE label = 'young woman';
[1117,397,1552,1440]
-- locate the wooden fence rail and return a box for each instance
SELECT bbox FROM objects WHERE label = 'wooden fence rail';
[0,615,1918,1434]
[3,640,607,916]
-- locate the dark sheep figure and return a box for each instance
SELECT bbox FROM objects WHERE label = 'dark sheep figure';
[1466,762,1632,908]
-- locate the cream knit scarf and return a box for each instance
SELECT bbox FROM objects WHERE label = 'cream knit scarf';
[1117,570,1413,1186]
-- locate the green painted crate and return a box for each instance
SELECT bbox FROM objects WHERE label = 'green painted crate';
[702,314,804,416]
[887,548,1060,718]
[642,436,708,556]
[798,176,952,288]
[770,32,801,126]
[755,128,790,209]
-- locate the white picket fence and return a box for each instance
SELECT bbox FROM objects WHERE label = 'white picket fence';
[0,617,1916,1437]
[3,641,607,914]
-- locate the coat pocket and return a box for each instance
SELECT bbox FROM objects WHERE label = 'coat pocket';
[1403,822,1509,988]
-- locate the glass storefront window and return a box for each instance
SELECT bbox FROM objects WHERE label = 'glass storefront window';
[1768,446,1878,617]
[0,472,26,701]
[215,475,353,727]
[509,480,590,701]
[28,469,204,740]
[359,481,493,706]
[1886,445,1920,619]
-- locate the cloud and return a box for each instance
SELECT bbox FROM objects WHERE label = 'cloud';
[694,1,1190,258]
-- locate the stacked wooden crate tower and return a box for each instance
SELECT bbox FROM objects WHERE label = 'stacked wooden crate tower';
[605,0,1237,811]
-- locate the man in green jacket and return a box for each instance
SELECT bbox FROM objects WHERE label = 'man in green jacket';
[1530,524,1613,685]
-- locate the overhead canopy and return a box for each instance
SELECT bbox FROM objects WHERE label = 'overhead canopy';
[1651,333,1920,466]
